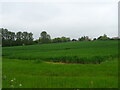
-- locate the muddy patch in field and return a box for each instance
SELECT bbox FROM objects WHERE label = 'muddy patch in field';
[45,62,65,64]
[45,61,93,64]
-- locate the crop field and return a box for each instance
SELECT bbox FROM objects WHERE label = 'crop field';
[2,40,118,88]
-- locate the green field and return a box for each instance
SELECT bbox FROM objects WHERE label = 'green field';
[2,40,118,88]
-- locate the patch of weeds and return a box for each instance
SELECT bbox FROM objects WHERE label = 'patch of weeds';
[47,55,117,64]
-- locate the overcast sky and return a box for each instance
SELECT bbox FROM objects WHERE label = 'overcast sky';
[0,0,119,39]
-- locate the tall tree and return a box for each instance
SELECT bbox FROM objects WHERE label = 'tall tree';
[97,34,110,40]
[78,36,90,41]
[28,32,34,45]
[16,32,23,45]
[16,32,23,40]
[39,31,51,43]
[1,28,34,46]
[22,32,29,45]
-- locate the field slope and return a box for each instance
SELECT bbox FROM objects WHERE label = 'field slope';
[2,40,118,88]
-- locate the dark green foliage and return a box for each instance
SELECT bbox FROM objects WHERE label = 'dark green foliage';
[39,31,51,43]
[52,37,70,43]
[78,36,91,41]
[0,28,16,46]
[1,28,117,47]
[97,34,110,40]
[72,39,77,41]
[46,55,116,64]
[0,28,34,46]
[93,38,97,40]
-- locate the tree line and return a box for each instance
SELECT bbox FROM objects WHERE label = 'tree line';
[0,28,34,46]
[0,28,119,47]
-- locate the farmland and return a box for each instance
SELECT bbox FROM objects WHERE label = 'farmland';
[2,40,118,88]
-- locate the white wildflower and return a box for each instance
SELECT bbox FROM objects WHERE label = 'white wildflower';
[11,79,14,82]
[19,84,22,87]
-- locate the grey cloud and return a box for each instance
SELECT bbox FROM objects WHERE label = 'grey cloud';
[0,1,118,39]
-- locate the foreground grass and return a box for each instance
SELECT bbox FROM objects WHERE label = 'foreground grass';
[3,58,118,88]
[2,41,118,88]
